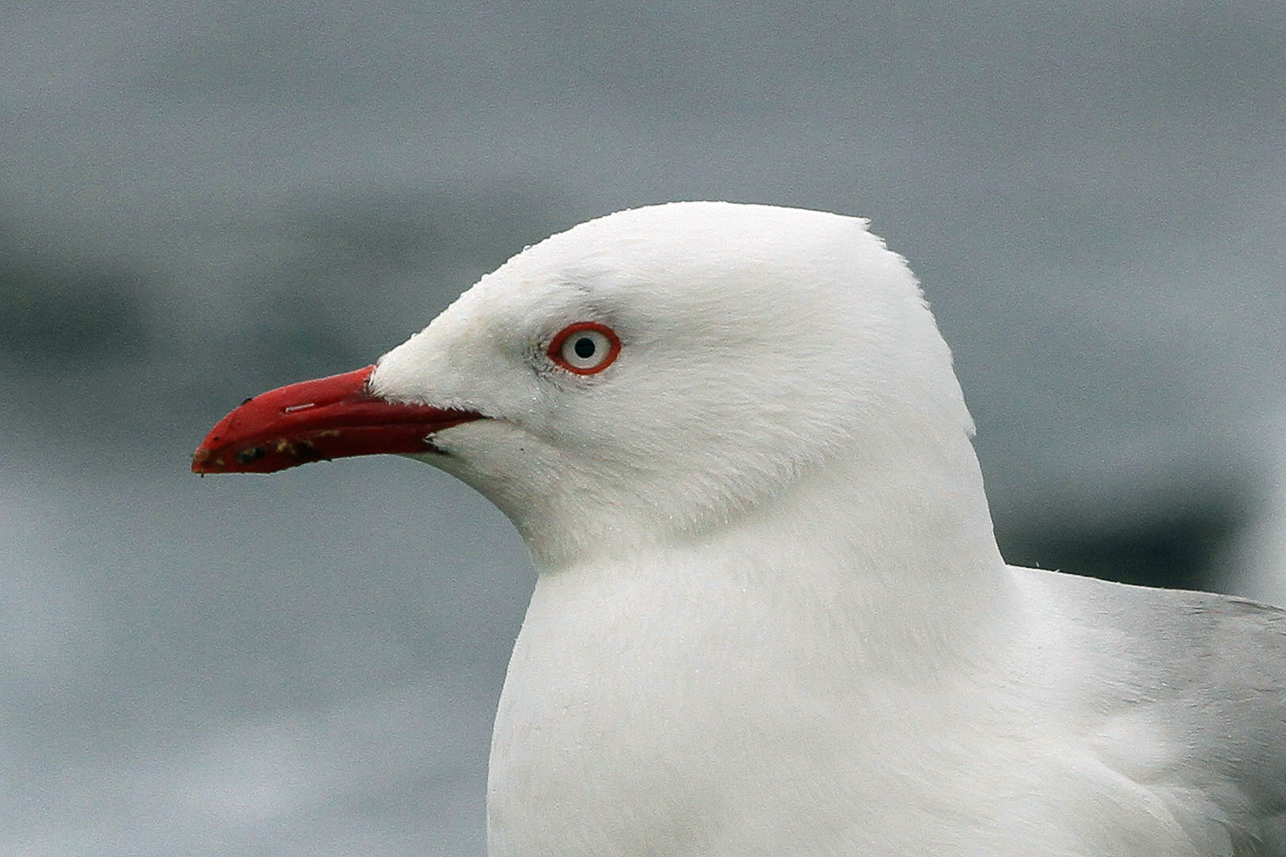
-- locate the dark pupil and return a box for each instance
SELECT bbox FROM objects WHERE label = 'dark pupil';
[573,336,597,359]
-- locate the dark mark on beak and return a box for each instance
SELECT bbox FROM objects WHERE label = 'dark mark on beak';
[235,446,266,465]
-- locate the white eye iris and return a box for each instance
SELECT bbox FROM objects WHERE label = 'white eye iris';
[548,322,621,375]
[562,329,610,369]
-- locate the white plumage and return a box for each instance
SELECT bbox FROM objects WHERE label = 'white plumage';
[310,202,1286,854]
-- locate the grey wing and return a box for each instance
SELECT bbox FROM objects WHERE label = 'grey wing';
[1156,594,1286,856]
[1052,571,1286,856]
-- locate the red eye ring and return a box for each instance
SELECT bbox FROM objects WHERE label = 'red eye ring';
[548,322,622,375]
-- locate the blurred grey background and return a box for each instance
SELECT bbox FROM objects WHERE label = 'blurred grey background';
[3,1,1284,853]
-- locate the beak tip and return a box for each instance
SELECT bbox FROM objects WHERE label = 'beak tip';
[191,445,218,474]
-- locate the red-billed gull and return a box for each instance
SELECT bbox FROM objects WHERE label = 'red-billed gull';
[195,202,1286,856]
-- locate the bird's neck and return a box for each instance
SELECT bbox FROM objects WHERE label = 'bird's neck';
[534,428,1012,677]
[488,436,1017,855]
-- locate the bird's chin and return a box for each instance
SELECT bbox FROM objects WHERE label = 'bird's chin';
[408,439,452,457]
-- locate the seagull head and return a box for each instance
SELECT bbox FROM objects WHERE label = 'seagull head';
[194,202,979,567]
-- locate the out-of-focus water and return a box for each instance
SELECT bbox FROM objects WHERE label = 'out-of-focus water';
[2,440,530,854]
[4,1,1285,853]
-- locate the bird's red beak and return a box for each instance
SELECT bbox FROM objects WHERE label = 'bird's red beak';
[191,365,483,474]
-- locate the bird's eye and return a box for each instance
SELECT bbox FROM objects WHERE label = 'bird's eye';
[548,322,621,375]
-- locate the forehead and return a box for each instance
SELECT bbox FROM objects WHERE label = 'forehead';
[433,203,896,356]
